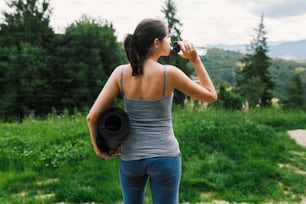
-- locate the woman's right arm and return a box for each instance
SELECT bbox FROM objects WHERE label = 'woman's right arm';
[86,66,122,158]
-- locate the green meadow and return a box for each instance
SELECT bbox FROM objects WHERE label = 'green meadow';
[0,108,306,203]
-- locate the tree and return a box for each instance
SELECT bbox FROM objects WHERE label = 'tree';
[161,0,182,44]
[0,43,51,119]
[0,0,55,119]
[236,13,274,107]
[51,16,125,112]
[161,0,191,104]
[0,0,54,47]
[283,70,305,109]
[0,1,126,118]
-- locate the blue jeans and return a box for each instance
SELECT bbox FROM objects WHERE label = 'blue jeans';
[119,155,181,204]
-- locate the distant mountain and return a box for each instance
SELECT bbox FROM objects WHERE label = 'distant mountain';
[210,39,306,61]
[269,40,306,61]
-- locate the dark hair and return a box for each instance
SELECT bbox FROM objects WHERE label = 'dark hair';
[124,19,167,76]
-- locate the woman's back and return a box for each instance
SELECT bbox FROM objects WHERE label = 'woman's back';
[120,60,171,100]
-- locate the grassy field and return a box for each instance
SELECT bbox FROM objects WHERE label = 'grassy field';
[0,108,306,203]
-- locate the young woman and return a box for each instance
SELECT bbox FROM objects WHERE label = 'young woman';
[87,18,217,204]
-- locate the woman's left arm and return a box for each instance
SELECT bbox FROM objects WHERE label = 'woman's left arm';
[86,66,122,158]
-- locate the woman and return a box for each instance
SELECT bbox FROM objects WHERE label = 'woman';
[87,18,217,204]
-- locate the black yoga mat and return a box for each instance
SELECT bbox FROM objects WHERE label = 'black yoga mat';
[95,107,129,154]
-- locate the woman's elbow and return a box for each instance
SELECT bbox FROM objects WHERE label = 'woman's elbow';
[86,114,91,122]
[86,113,96,125]
[200,93,218,103]
[210,93,218,102]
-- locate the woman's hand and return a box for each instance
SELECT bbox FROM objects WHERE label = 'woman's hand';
[95,147,120,159]
[177,40,200,63]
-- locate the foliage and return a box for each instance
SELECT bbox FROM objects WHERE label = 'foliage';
[203,48,243,85]
[0,0,54,47]
[202,48,306,108]
[0,0,306,118]
[50,15,125,112]
[283,71,305,109]
[0,2,126,119]
[0,43,52,119]
[236,14,274,107]
[0,0,55,120]
[269,59,306,103]
[161,0,182,43]
[0,109,306,203]
[214,82,243,110]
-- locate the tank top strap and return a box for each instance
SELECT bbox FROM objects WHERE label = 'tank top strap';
[163,66,168,97]
[119,67,124,96]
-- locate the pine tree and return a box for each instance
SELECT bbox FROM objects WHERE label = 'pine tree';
[161,0,191,104]
[236,13,274,107]
[284,72,305,108]
[161,0,182,44]
[0,0,54,119]
[0,0,54,47]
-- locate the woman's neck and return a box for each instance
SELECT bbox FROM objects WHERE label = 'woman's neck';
[146,52,160,62]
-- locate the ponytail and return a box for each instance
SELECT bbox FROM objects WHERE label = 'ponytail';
[123,34,142,76]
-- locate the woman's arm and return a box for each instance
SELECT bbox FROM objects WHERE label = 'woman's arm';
[190,56,217,102]
[86,66,122,158]
[169,41,217,103]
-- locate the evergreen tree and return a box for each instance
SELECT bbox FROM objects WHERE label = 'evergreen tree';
[0,0,54,119]
[51,16,125,111]
[161,0,191,104]
[0,0,54,47]
[284,71,305,109]
[161,0,182,45]
[236,13,274,107]
[0,43,50,119]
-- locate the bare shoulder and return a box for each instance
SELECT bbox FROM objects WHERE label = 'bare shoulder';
[113,64,129,73]
[165,64,181,74]
[165,64,188,79]
[110,64,130,78]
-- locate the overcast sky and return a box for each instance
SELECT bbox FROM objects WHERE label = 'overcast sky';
[1,0,306,45]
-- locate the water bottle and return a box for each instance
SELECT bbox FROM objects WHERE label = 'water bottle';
[172,41,208,56]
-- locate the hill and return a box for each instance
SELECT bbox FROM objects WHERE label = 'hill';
[202,48,306,103]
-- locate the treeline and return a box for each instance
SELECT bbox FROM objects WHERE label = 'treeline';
[1,0,306,120]
[0,0,192,120]
[0,0,126,120]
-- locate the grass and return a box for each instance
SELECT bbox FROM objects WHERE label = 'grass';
[174,108,306,203]
[0,108,305,203]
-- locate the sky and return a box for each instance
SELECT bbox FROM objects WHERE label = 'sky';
[1,0,306,45]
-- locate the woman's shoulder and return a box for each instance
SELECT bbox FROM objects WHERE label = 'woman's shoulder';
[164,64,185,76]
[114,64,130,71]
[111,64,131,76]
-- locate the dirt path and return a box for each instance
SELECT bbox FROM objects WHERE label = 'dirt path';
[287,129,306,147]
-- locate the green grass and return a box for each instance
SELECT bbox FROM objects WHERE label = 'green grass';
[174,108,306,203]
[0,108,305,203]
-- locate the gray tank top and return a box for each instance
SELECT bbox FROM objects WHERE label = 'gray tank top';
[119,67,180,161]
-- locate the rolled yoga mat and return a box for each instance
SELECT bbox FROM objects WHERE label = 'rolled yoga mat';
[95,107,129,154]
